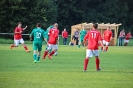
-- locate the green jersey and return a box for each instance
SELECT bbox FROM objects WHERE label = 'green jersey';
[30,27,45,42]
[44,25,54,40]
[80,29,87,38]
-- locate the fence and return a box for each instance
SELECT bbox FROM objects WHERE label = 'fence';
[0,33,71,45]
[0,33,133,46]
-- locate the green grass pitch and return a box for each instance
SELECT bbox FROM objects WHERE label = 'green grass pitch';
[0,44,133,88]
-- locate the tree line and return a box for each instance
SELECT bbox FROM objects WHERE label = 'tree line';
[0,0,133,35]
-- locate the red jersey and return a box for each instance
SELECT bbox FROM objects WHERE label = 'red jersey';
[84,29,102,50]
[48,28,59,44]
[14,27,23,40]
[103,30,112,42]
[62,31,68,38]
[125,33,132,40]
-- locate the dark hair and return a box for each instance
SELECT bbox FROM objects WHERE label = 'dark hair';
[93,23,98,29]
[51,23,55,25]
[36,23,41,27]
[17,22,22,25]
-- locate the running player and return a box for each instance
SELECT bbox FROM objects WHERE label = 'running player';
[78,27,87,49]
[124,32,132,46]
[10,22,30,52]
[42,23,59,59]
[29,23,46,63]
[43,23,58,55]
[83,23,104,72]
[101,27,113,51]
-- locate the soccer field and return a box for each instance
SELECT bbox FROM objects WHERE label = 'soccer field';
[0,44,133,88]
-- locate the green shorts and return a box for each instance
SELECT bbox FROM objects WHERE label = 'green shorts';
[33,41,42,51]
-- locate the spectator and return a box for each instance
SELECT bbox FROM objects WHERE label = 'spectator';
[118,29,125,46]
[62,28,68,45]
[74,28,79,45]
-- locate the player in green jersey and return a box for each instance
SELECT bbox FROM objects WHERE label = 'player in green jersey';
[78,28,87,49]
[30,23,46,63]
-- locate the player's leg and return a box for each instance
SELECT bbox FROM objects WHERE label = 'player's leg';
[33,50,37,63]
[10,40,19,49]
[42,44,52,59]
[37,51,41,62]
[83,49,92,72]
[124,39,128,46]
[54,44,58,56]
[48,44,58,59]
[20,38,30,52]
[105,41,109,51]
[101,40,105,51]
[37,42,42,62]
[33,42,38,63]
[81,40,85,48]
[78,39,82,48]
[78,42,81,48]
[93,50,101,71]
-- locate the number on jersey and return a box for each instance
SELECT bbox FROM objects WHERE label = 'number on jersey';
[36,32,41,38]
[91,33,96,38]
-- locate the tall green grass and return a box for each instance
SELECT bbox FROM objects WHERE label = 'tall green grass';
[0,44,133,88]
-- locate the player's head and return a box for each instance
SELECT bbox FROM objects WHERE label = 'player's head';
[107,27,110,30]
[54,23,58,28]
[64,28,66,31]
[17,22,22,27]
[93,23,98,29]
[36,23,41,27]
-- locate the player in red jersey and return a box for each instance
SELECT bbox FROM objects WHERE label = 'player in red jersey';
[124,32,132,46]
[10,22,30,52]
[83,23,104,72]
[101,27,113,51]
[42,23,59,59]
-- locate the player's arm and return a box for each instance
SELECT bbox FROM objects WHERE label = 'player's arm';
[43,32,48,45]
[62,31,64,38]
[23,25,28,30]
[99,40,104,51]
[99,34,105,51]
[29,29,34,41]
[83,33,88,47]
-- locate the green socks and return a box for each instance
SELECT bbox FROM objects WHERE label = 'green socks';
[33,54,37,61]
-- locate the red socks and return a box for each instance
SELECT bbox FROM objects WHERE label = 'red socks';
[24,46,28,50]
[106,47,108,51]
[10,44,16,49]
[11,44,15,47]
[101,47,103,51]
[43,51,48,59]
[96,58,100,70]
[84,58,100,71]
[84,58,89,70]
[49,51,55,56]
